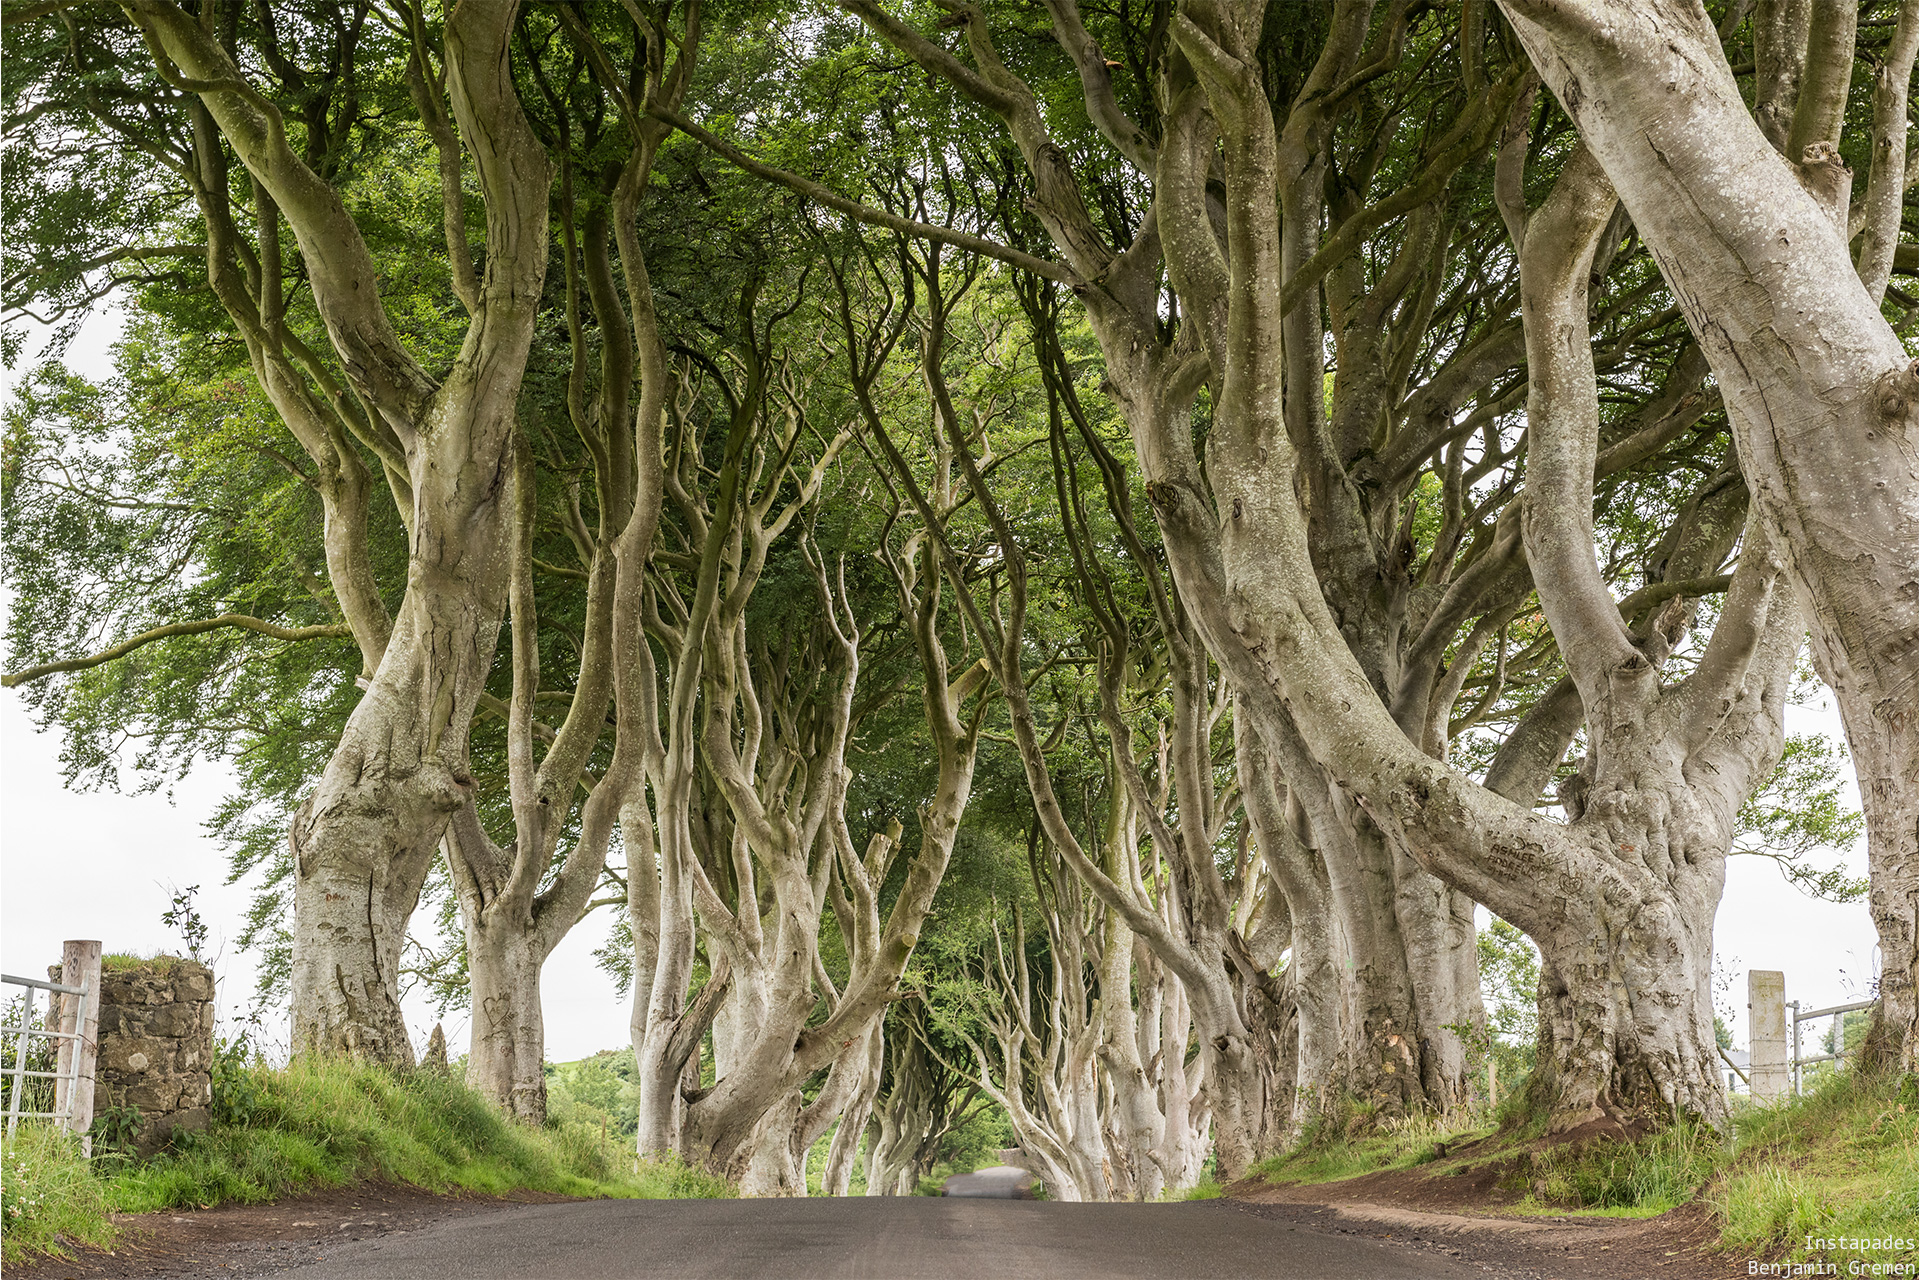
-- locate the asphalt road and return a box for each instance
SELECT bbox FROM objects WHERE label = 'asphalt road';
[941,1164,1034,1198]
[257,1197,1494,1279]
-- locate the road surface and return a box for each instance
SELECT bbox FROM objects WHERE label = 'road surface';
[942,1163,1034,1198]
[252,1196,1494,1279]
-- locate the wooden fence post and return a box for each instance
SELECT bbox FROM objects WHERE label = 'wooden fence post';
[53,941,102,1148]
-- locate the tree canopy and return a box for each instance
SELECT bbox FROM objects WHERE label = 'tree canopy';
[3,0,1912,1196]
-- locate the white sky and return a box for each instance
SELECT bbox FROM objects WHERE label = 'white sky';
[0,307,1877,1069]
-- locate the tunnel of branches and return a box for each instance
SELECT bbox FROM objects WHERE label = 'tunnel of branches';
[3,0,1913,1198]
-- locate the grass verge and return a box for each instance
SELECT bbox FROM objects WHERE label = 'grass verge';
[1250,1099,1492,1187]
[2,1056,733,1268]
[1713,1069,1916,1274]
[1247,1068,1919,1271]
[1499,1115,1722,1215]
[2,1125,120,1263]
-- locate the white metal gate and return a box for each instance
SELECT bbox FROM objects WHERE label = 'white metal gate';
[2,940,102,1151]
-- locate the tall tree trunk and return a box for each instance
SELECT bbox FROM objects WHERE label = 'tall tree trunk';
[130,0,553,1064]
[1239,717,1343,1132]
[463,915,549,1124]
[1496,0,1919,1071]
[1097,914,1168,1201]
[289,591,505,1063]
[823,1026,883,1196]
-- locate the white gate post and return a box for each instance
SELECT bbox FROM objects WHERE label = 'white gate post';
[53,941,102,1146]
[1748,970,1788,1102]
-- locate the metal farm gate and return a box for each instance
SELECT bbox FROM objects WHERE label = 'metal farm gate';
[1,940,102,1151]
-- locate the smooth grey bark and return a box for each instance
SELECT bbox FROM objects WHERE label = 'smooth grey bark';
[124,0,552,1064]
[446,19,694,1120]
[123,0,552,1059]
[630,365,819,1157]
[620,319,984,1188]
[965,903,1110,1202]
[821,1025,884,1196]
[1150,5,1512,1124]
[1506,148,1793,1124]
[865,1011,976,1197]
[856,258,1286,1177]
[1855,0,1920,303]
[704,0,1531,1140]
[676,574,982,1192]
[1122,0,1801,1130]
[1496,0,1919,1072]
[1236,708,1345,1130]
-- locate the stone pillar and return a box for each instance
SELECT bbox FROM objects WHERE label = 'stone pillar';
[1749,970,1788,1102]
[94,958,216,1155]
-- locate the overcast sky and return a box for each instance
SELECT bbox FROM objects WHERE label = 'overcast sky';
[1,308,1879,1068]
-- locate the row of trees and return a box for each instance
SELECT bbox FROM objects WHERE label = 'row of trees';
[4,0,1912,1196]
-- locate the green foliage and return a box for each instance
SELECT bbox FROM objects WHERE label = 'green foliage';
[85,1104,144,1167]
[1734,733,1869,902]
[209,1037,266,1128]
[161,884,208,963]
[1476,917,1540,1047]
[1464,917,1541,1110]
[0,1126,119,1266]
[545,1051,640,1138]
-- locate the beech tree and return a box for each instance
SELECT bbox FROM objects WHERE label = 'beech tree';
[1492,0,1919,1071]
[763,0,1879,1130]
[5,0,1904,1190]
[91,0,552,1064]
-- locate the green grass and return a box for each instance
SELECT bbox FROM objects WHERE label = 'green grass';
[1,1125,120,1264]
[99,951,197,974]
[3,1056,734,1267]
[1498,1115,1723,1215]
[1246,1069,1919,1269]
[1250,1100,1492,1187]
[1713,1069,1917,1274]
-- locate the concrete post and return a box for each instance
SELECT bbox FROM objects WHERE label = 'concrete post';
[53,940,102,1146]
[1749,970,1787,1102]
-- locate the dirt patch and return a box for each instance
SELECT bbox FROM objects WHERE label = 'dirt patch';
[10,1182,586,1279]
[1229,1159,1736,1280]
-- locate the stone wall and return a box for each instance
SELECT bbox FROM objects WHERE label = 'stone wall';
[73,958,216,1155]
